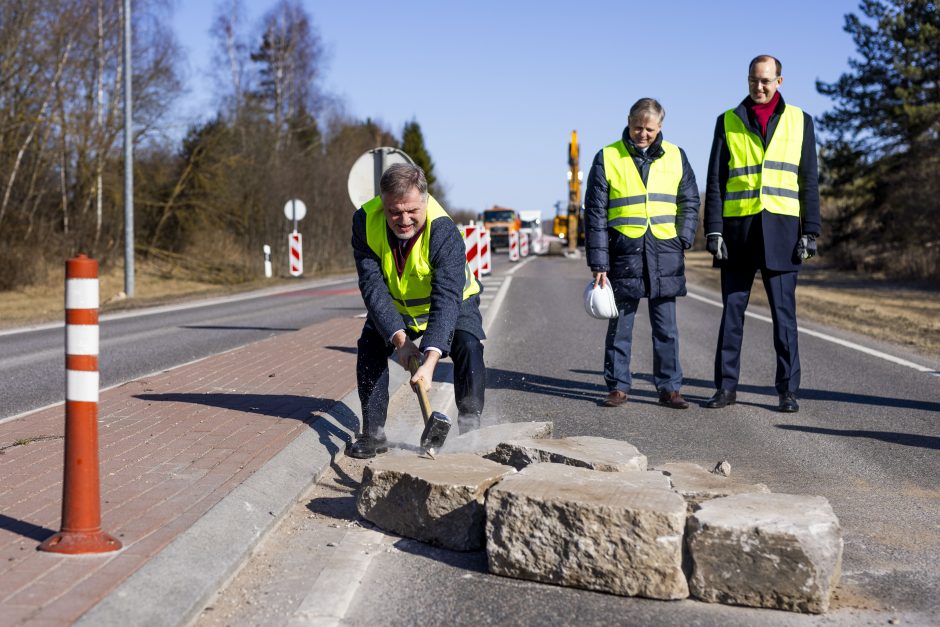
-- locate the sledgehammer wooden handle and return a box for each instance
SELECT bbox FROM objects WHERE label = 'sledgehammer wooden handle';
[408,357,433,425]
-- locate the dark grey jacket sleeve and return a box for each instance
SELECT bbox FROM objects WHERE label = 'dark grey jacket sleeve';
[676,147,701,248]
[422,218,465,352]
[704,115,727,235]
[799,113,821,236]
[584,149,610,272]
[352,208,403,343]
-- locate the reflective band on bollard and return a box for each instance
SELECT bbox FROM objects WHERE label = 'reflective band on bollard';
[38,255,121,555]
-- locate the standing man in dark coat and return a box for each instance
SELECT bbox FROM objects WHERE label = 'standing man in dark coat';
[703,54,821,413]
[585,98,700,409]
[348,163,486,458]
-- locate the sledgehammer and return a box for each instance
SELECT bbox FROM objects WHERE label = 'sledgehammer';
[408,357,452,458]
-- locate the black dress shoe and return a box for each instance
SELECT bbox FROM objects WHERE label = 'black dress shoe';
[345,433,389,459]
[778,392,800,413]
[704,389,736,409]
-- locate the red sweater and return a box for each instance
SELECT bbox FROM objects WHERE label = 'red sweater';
[748,91,780,137]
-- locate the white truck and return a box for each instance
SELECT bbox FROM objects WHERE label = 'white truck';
[518,210,543,253]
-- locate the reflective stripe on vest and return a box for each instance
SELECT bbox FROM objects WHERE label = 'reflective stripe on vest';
[363,194,481,333]
[723,105,803,218]
[602,140,682,239]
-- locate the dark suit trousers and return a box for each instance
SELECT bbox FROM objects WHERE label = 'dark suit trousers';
[357,321,486,436]
[714,264,800,394]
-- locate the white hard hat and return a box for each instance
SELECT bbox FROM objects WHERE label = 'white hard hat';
[583,280,618,319]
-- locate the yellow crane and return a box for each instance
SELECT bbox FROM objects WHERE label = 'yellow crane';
[553,130,583,250]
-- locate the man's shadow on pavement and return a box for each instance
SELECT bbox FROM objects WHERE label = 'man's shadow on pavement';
[776,424,940,451]
[135,393,361,487]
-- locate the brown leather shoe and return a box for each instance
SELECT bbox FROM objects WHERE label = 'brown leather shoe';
[603,390,628,407]
[658,390,690,409]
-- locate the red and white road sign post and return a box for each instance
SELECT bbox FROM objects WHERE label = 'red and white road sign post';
[479,228,492,275]
[509,231,520,262]
[520,232,530,257]
[39,255,121,555]
[289,232,303,277]
[462,224,481,279]
[284,199,307,278]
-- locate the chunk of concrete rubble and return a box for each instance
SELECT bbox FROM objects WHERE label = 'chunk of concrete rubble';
[486,463,688,600]
[357,453,515,551]
[686,493,843,613]
[441,421,553,455]
[485,435,647,471]
[655,462,770,511]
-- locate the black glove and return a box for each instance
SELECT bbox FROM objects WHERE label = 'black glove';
[705,233,728,260]
[797,234,817,260]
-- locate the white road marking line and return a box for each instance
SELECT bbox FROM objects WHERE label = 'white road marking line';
[687,291,939,376]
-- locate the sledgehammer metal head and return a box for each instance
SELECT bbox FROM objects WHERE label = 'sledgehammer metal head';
[420,411,451,457]
[409,357,452,458]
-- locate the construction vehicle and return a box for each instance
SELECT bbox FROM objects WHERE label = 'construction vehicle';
[482,206,521,252]
[552,131,584,248]
[566,130,583,252]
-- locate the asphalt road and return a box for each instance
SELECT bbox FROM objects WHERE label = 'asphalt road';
[0,275,363,422]
[342,254,940,626]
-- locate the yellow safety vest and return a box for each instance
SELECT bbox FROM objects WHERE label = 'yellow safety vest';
[363,194,481,333]
[723,104,803,217]
[602,140,682,239]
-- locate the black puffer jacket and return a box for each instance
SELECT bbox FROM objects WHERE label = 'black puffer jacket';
[584,130,700,300]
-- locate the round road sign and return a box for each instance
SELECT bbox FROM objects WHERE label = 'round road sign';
[283,199,307,221]
[347,147,415,209]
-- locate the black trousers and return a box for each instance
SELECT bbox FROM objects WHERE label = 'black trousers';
[356,321,485,435]
[714,264,800,395]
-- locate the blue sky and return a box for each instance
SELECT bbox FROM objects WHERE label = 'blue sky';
[172,0,861,218]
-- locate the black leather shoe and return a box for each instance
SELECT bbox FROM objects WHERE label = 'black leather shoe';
[704,389,736,409]
[778,392,800,413]
[345,433,389,459]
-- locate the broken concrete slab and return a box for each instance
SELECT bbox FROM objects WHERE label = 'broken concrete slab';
[486,435,646,471]
[655,462,770,511]
[486,463,688,600]
[357,453,515,551]
[441,421,553,455]
[686,493,843,613]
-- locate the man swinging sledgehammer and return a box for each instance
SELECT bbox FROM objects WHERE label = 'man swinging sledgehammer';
[348,163,487,459]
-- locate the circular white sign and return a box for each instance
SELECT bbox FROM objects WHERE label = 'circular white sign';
[347,148,415,209]
[283,199,307,221]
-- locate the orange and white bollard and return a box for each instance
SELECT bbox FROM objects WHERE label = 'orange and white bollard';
[520,232,530,257]
[508,231,520,262]
[39,255,121,555]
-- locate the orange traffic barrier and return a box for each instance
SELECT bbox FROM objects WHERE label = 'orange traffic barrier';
[38,255,121,554]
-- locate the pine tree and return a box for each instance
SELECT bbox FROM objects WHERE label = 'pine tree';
[816,0,940,280]
[401,120,443,200]
[816,0,940,157]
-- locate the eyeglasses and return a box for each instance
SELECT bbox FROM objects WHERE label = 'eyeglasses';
[748,77,779,86]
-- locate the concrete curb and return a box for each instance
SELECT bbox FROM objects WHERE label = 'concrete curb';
[75,367,409,627]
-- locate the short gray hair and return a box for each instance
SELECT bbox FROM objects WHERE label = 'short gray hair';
[628,98,665,124]
[380,163,428,199]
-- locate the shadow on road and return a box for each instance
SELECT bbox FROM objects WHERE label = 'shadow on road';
[0,513,56,542]
[325,345,358,355]
[672,377,940,412]
[178,325,299,332]
[485,367,606,403]
[776,424,940,451]
[134,393,360,486]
